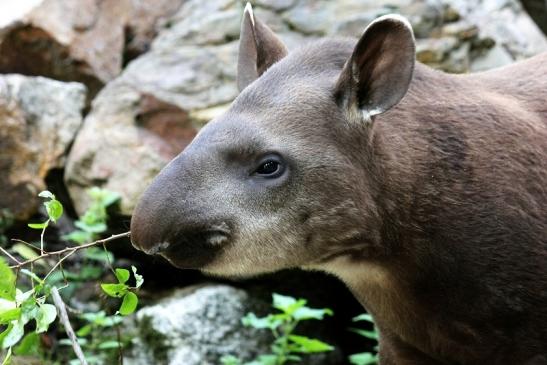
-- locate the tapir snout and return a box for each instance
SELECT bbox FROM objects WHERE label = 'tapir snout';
[130,151,232,268]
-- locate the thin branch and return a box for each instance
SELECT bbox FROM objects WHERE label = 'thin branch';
[11,239,40,250]
[43,250,78,282]
[7,232,131,270]
[51,287,88,365]
[0,246,21,265]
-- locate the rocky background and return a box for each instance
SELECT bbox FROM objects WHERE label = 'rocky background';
[0,0,546,364]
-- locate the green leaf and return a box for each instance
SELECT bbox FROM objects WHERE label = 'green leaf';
[288,335,334,353]
[88,188,120,207]
[13,332,40,356]
[100,283,128,298]
[44,199,63,222]
[350,328,379,340]
[115,269,130,284]
[11,244,39,261]
[220,355,241,365]
[62,230,92,244]
[349,352,379,365]
[35,304,57,333]
[38,191,54,199]
[353,314,374,323]
[272,293,297,312]
[0,320,25,348]
[254,354,278,365]
[74,221,107,234]
[292,307,333,321]
[27,222,48,230]
[0,309,20,324]
[20,269,43,285]
[19,297,38,325]
[119,292,138,315]
[132,266,144,289]
[85,248,114,262]
[15,289,34,306]
[76,324,92,338]
[241,313,281,330]
[0,258,15,301]
[97,341,121,350]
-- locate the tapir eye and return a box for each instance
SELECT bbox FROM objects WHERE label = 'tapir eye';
[252,155,285,178]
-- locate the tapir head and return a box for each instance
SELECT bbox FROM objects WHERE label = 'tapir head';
[130,4,415,277]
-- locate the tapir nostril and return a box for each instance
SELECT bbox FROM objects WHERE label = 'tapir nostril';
[142,241,171,255]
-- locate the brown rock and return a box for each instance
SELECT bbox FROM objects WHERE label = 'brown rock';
[0,75,85,220]
[65,81,198,215]
[0,0,185,98]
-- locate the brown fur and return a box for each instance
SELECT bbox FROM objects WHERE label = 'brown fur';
[131,12,547,364]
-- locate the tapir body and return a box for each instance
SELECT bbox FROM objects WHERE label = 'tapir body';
[131,7,547,364]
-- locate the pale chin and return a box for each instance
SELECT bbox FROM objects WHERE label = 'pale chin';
[201,260,281,279]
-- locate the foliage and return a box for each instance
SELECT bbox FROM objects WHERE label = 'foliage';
[348,314,379,365]
[101,266,143,315]
[63,187,120,245]
[221,293,334,365]
[60,311,124,365]
[0,189,138,365]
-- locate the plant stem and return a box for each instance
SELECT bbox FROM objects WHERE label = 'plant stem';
[51,286,88,365]
[40,219,50,254]
[7,232,131,269]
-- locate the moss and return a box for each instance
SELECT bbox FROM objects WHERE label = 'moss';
[137,315,170,363]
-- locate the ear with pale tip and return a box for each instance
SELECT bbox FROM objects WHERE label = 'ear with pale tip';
[334,14,416,122]
[237,3,288,92]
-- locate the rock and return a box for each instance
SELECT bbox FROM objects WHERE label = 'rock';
[124,0,186,59]
[124,284,341,365]
[0,75,85,220]
[444,0,547,59]
[442,41,471,73]
[125,285,272,365]
[470,43,514,72]
[441,21,479,40]
[255,0,298,11]
[0,0,129,98]
[65,0,244,215]
[152,0,241,48]
[282,0,333,35]
[0,0,185,98]
[64,80,198,215]
[416,36,459,63]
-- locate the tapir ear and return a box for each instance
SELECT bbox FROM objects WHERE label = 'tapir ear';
[334,14,415,122]
[237,3,288,92]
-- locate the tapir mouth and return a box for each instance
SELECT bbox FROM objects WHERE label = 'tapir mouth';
[146,225,232,269]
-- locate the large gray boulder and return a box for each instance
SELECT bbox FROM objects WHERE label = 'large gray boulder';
[125,285,271,365]
[0,75,86,220]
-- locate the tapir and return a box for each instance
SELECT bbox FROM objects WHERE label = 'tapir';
[130,4,547,364]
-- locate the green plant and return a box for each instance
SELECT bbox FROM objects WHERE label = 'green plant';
[0,190,135,365]
[348,314,379,365]
[221,293,334,365]
[63,187,120,245]
[59,311,124,365]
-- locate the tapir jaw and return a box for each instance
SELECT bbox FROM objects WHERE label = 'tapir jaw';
[131,224,231,269]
